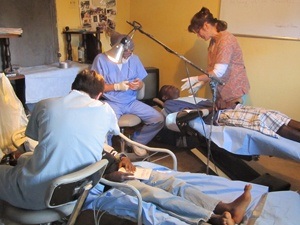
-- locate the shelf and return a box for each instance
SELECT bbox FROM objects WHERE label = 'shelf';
[0,34,21,38]
[63,29,102,35]
[0,29,22,72]
[63,26,102,63]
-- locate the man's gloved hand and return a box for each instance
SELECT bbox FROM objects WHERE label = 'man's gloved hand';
[181,76,199,91]
[188,81,205,94]
[114,81,129,91]
[129,78,141,90]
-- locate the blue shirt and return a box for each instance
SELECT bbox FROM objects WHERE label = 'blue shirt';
[0,90,119,210]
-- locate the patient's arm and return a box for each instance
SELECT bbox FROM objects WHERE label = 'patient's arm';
[102,154,136,182]
[104,171,135,182]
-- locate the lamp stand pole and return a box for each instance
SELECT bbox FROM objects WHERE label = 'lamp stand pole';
[127,21,224,86]
[206,81,218,174]
[127,21,223,175]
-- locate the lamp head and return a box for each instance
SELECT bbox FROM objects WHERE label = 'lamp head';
[105,31,135,64]
[105,38,127,63]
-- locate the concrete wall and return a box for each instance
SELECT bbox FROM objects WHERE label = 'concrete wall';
[0,0,58,69]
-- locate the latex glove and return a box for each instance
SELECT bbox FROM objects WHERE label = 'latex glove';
[181,76,199,91]
[188,81,205,94]
[129,78,141,90]
[114,81,129,91]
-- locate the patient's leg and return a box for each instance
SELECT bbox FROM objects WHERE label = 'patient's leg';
[277,122,300,143]
[288,119,300,131]
[126,179,214,224]
[213,184,252,224]
[143,171,220,211]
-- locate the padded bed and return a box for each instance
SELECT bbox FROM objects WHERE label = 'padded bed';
[84,161,300,225]
[165,112,300,162]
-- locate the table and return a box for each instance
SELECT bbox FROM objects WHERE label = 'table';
[18,62,89,104]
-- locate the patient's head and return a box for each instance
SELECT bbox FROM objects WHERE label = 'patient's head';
[72,69,105,99]
[158,85,180,102]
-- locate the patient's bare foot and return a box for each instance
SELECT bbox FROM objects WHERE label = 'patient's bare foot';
[230,184,252,223]
[209,211,235,225]
[214,184,252,224]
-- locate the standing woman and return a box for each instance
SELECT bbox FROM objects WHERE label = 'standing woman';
[181,7,250,109]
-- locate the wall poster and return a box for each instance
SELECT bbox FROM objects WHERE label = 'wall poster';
[79,0,116,32]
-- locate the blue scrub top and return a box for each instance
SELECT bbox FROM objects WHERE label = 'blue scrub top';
[91,53,147,104]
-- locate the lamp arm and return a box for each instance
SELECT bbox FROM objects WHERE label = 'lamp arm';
[126,21,224,86]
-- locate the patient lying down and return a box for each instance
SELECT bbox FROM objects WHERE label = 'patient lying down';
[98,146,252,225]
[158,85,300,143]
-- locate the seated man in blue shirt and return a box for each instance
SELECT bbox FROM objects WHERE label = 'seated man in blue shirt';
[0,69,120,210]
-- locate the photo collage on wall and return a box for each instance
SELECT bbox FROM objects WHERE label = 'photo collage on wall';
[79,0,116,32]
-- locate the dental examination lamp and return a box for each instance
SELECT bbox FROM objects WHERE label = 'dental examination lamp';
[105,21,142,64]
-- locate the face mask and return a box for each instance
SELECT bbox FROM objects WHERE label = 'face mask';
[122,55,131,64]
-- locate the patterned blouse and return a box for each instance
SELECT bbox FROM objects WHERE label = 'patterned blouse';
[207,31,250,107]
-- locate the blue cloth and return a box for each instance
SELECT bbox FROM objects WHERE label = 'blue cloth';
[0,90,120,210]
[189,117,300,162]
[85,171,219,225]
[21,62,90,104]
[164,98,213,115]
[85,162,270,225]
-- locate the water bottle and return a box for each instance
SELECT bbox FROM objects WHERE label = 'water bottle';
[78,45,85,63]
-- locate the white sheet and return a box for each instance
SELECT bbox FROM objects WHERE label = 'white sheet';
[247,191,300,225]
[166,112,300,162]
[19,62,89,103]
[85,161,300,225]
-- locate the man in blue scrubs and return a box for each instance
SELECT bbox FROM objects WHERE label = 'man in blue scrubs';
[91,32,164,156]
